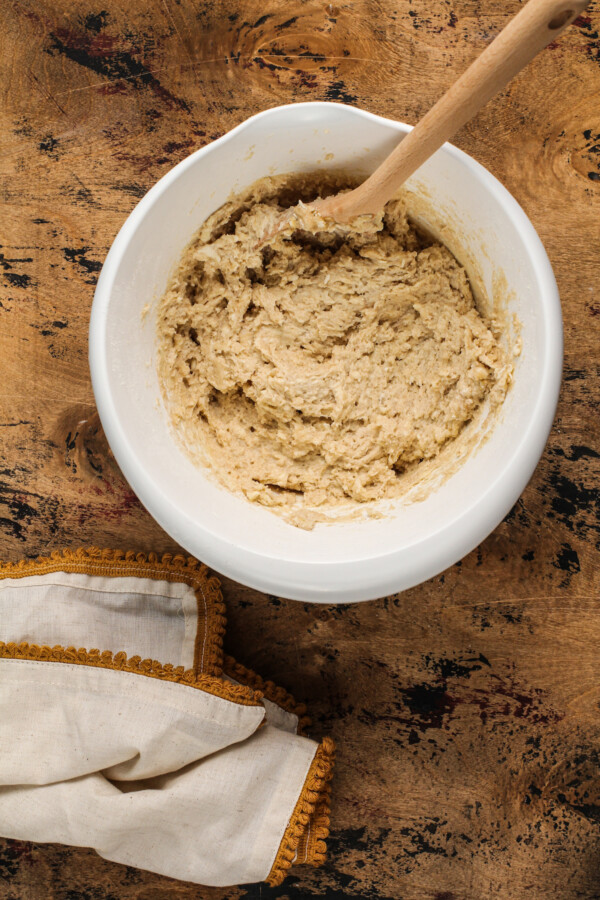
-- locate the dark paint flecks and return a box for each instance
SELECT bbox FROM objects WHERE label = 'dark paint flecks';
[252,14,272,28]
[399,822,449,860]
[324,80,359,104]
[0,478,59,543]
[547,470,599,532]
[62,246,102,283]
[0,840,32,879]
[551,445,600,462]
[45,28,190,111]
[553,543,581,573]
[277,17,300,31]
[0,253,34,271]
[3,273,31,288]
[424,654,491,680]
[114,182,147,198]
[567,802,600,825]
[83,10,110,33]
[39,135,60,157]
[399,682,457,731]
[573,15,600,66]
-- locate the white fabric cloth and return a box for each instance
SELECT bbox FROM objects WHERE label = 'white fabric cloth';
[0,658,266,784]
[0,553,333,887]
[0,572,199,667]
[0,565,300,734]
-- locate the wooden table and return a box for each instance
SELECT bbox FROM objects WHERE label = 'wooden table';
[1,0,599,897]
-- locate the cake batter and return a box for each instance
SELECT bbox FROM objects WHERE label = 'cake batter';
[157,173,512,526]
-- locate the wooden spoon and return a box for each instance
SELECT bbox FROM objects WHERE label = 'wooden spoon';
[262,0,589,241]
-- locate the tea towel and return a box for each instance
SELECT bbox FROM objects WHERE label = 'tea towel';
[0,548,334,887]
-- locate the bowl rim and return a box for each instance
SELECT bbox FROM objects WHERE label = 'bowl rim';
[89,101,562,603]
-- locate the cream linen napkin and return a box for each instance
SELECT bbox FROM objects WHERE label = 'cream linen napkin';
[0,548,334,887]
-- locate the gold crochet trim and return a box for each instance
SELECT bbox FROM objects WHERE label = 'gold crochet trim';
[0,641,263,708]
[295,778,333,867]
[0,547,226,677]
[266,737,335,886]
[224,655,312,734]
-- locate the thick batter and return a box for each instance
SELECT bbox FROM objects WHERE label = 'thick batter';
[157,173,512,525]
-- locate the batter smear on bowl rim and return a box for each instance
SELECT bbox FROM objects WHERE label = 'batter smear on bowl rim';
[157,173,513,528]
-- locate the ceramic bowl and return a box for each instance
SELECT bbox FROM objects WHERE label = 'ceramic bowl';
[89,102,562,603]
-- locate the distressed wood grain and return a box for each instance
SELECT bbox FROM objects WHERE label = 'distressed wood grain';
[0,0,599,897]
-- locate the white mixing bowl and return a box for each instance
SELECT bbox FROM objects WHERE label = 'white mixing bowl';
[89,102,562,603]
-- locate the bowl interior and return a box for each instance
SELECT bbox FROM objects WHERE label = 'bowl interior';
[92,102,560,592]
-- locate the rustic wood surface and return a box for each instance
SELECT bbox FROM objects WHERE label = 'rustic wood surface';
[1,0,599,897]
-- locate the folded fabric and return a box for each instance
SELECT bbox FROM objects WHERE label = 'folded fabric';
[0,548,334,887]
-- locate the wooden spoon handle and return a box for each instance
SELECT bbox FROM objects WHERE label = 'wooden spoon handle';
[336,0,589,218]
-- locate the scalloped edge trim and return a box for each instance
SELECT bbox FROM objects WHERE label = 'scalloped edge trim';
[224,655,312,734]
[0,547,226,677]
[266,737,335,887]
[0,641,264,708]
[295,778,332,867]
